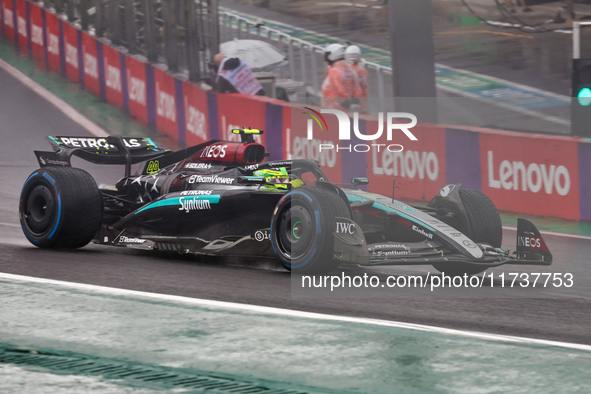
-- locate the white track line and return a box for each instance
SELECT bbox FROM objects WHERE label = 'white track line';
[503,226,591,241]
[1,272,590,352]
[437,84,570,127]
[0,58,108,137]
[436,64,570,101]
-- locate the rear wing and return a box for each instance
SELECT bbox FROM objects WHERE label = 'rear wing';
[35,136,170,177]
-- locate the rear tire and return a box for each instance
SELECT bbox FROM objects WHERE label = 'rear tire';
[270,186,351,274]
[19,167,103,248]
[430,188,502,276]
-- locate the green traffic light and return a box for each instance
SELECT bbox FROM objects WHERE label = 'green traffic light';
[577,88,591,106]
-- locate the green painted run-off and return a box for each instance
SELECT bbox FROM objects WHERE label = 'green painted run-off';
[1,278,591,393]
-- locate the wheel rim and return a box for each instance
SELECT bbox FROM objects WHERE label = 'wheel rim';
[275,201,315,261]
[292,221,303,239]
[23,183,55,235]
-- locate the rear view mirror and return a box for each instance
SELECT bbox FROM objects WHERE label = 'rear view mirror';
[351,177,369,186]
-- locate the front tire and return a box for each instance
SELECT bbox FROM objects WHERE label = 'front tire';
[19,167,103,248]
[457,189,502,248]
[430,188,502,276]
[270,186,351,274]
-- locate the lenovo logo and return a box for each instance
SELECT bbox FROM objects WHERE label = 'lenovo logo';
[292,137,337,168]
[66,43,78,68]
[4,9,13,28]
[31,25,43,46]
[17,16,26,38]
[372,150,439,180]
[48,34,59,55]
[487,151,570,196]
[156,85,176,122]
[128,75,146,105]
[186,104,207,140]
[84,53,98,79]
[106,65,122,92]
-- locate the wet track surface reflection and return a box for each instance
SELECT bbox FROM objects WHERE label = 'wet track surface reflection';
[0,50,590,346]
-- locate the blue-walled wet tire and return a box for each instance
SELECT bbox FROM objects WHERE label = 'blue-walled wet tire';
[430,188,502,276]
[270,186,351,274]
[19,167,102,248]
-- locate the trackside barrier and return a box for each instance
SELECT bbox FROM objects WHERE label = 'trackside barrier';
[1,1,589,221]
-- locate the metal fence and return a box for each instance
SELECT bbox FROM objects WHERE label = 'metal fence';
[34,0,220,82]
[219,10,393,105]
[30,1,392,106]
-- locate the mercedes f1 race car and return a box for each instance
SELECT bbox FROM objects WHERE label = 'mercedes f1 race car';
[19,130,552,275]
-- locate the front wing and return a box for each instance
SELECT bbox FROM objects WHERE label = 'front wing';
[333,217,552,269]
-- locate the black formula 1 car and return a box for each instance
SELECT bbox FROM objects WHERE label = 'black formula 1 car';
[19,130,552,275]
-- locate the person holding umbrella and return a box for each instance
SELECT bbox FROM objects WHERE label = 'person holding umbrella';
[212,54,265,96]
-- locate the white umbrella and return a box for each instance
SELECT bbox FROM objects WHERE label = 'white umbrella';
[220,39,288,72]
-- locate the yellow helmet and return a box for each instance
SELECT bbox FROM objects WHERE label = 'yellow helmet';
[254,167,303,190]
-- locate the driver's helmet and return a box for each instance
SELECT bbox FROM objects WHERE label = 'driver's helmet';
[254,167,303,190]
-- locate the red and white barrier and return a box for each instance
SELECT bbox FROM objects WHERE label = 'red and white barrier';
[2,1,590,221]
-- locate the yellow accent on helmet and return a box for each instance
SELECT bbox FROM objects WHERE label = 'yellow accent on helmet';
[253,167,303,190]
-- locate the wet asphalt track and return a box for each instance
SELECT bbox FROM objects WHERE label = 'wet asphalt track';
[1,64,590,346]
